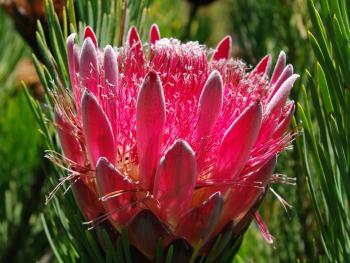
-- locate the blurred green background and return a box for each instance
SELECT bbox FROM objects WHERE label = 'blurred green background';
[0,0,348,262]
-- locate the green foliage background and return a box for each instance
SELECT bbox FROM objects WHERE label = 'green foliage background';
[0,0,348,262]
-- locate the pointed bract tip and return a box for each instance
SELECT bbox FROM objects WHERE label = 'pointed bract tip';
[150,24,161,45]
[81,86,89,100]
[81,89,95,113]
[197,70,224,139]
[208,70,222,82]
[279,50,286,59]
[250,101,263,123]
[254,54,272,75]
[285,74,300,86]
[84,26,98,48]
[81,37,96,59]
[286,64,294,72]
[82,35,93,47]
[251,100,263,115]
[96,156,109,169]
[266,74,299,116]
[104,45,114,54]
[268,63,295,100]
[67,33,76,46]
[169,139,195,157]
[104,45,117,65]
[209,70,223,91]
[208,191,224,205]
[139,71,163,97]
[103,45,118,85]
[151,23,159,29]
[203,70,223,93]
[212,35,232,61]
[145,70,160,83]
[81,89,99,114]
[276,64,294,78]
[128,26,141,47]
[270,51,287,83]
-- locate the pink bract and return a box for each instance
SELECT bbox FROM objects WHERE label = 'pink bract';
[55,24,298,259]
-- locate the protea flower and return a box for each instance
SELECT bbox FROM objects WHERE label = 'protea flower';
[53,24,298,261]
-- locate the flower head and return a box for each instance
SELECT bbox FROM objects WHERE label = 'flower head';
[54,24,298,259]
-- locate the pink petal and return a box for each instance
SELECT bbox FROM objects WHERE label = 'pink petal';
[215,102,262,180]
[211,156,276,237]
[67,34,82,116]
[153,140,196,224]
[149,24,160,45]
[96,157,135,196]
[128,26,142,51]
[231,157,276,221]
[248,155,277,187]
[174,192,223,245]
[254,212,273,243]
[127,26,144,68]
[266,74,299,117]
[253,54,272,75]
[268,64,294,101]
[103,45,118,141]
[84,26,98,48]
[80,38,99,96]
[273,103,295,138]
[67,33,77,86]
[197,70,223,139]
[82,91,116,168]
[73,45,80,73]
[71,179,103,220]
[55,109,84,165]
[212,35,232,61]
[231,190,266,236]
[103,45,118,87]
[270,51,286,85]
[96,157,140,227]
[191,186,223,208]
[136,71,166,190]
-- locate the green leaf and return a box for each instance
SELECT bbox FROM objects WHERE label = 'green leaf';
[316,63,334,115]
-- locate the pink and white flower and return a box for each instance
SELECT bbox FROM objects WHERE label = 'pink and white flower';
[53,24,298,259]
